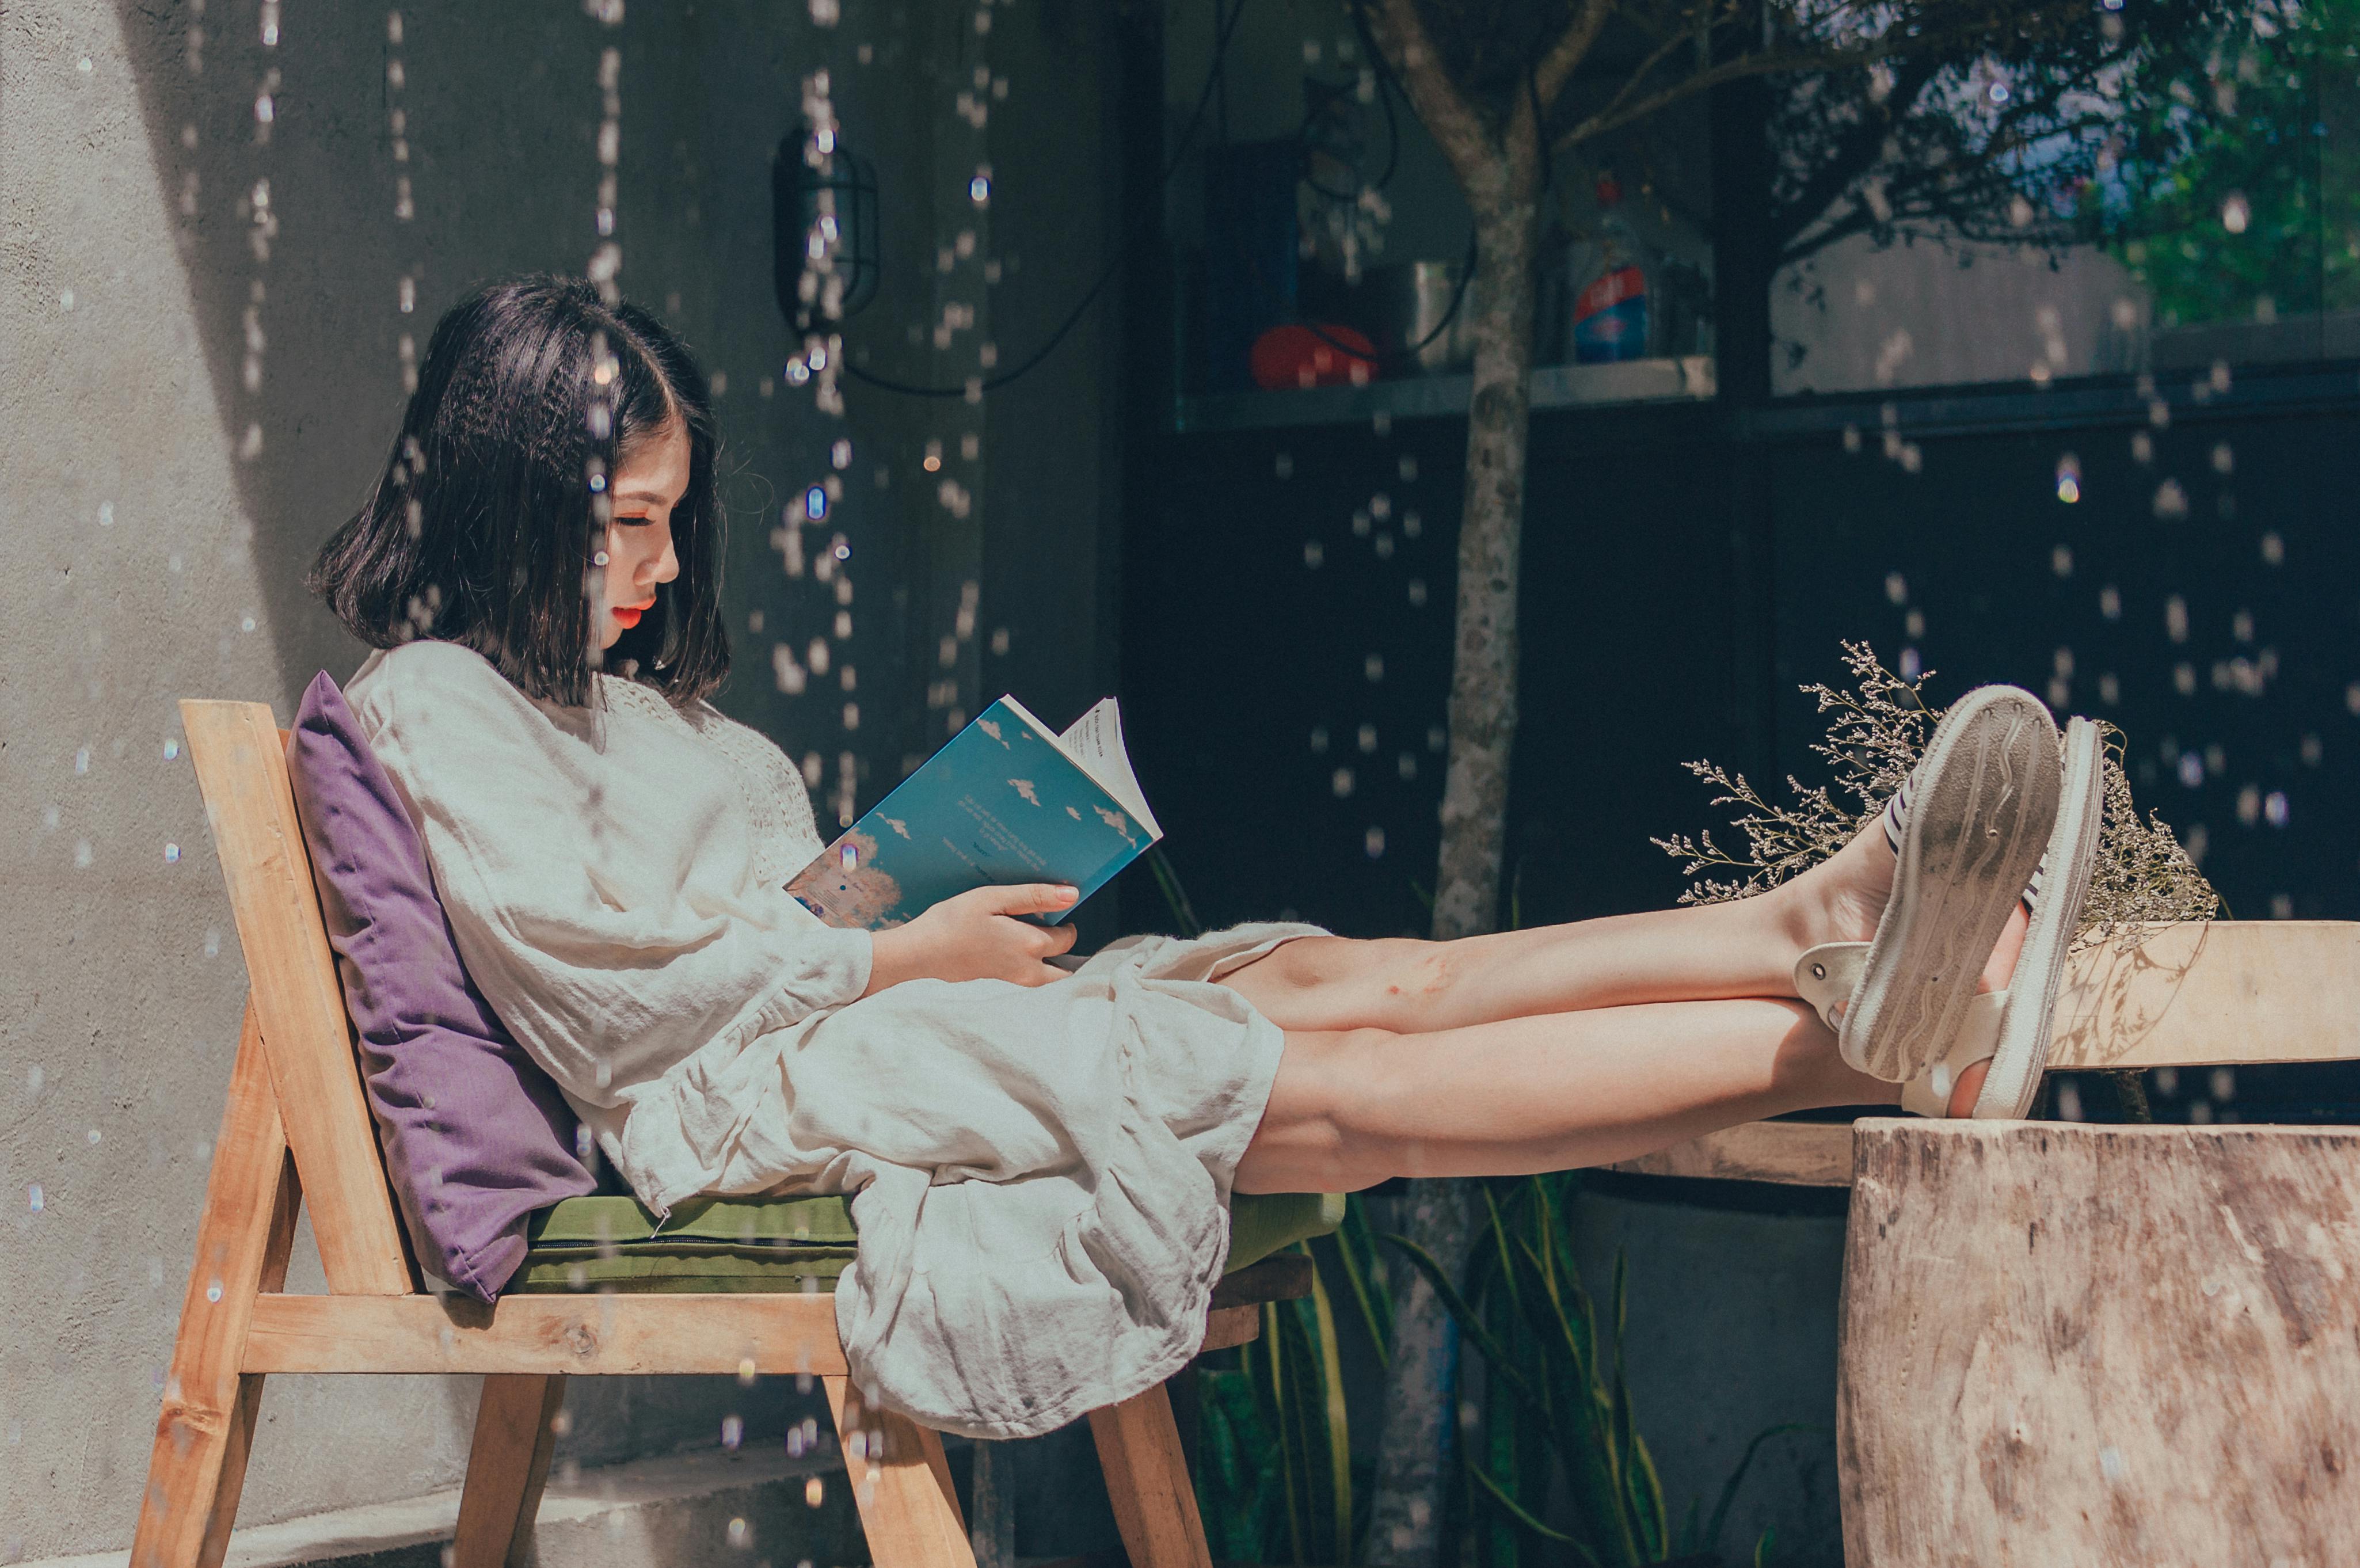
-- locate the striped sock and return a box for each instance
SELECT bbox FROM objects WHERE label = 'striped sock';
[1881,777,2046,913]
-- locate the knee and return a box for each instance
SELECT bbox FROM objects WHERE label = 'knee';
[1360,938,1455,1031]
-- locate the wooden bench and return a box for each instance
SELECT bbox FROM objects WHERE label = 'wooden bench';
[134,701,1318,1568]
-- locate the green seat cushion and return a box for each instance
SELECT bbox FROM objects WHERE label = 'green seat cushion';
[512,1189,1344,1296]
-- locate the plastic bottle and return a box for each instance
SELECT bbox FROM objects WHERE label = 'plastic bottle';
[1570,177,1652,364]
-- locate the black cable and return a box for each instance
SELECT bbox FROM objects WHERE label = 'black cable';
[842,0,1251,399]
[1283,226,1479,375]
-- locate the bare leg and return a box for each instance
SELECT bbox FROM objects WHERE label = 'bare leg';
[1234,998,1897,1194]
[1219,824,2025,1126]
[1221,824,1902,1035]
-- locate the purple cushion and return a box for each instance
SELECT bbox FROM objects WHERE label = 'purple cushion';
[286,671,596,1300]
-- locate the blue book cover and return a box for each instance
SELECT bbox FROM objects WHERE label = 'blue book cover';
[786,695,1164,928]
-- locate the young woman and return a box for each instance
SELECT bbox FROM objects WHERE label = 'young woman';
[313,276,2101,1437]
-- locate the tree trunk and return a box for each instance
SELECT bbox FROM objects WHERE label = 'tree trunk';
[1366,103,1546,1568]
[1428,192,1541,944]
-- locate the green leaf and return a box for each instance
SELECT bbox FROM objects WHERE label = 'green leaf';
[1265,1303,1306,1565]
[1624,1430,1666,1562]
[1612,1246,1630,1364]
[1754,1524,1779,1568]
[1674,1495,1703,1558]
[1483,1296,1527,1568]
[1144,845,1202,939]
[1466,1456,1592,1558]
[1381,1231,1546,1412]
[1196,1369,1274,1560]
[1334,1196,1393,1360]
[1601,1365,1646,1565]
[1482,1184,1528,1333]
[1704,1424,1815,1555]
[1542,1347,1638,1567]
[1301,1254,1354,1564]
[1513,1234,1591,1386]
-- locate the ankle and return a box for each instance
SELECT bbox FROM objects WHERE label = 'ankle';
[1759,877,1832,975]
[1975,903,2031,996]
[1947,1057,1992,1117]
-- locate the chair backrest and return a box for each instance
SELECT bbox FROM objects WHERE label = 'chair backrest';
[181,699,417,1295]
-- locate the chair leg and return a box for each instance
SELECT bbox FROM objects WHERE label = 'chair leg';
[452,1375,569,1568]
[132,1007,299,1568]
[1087,1381,1213,1568]
[825,1376,975,1568]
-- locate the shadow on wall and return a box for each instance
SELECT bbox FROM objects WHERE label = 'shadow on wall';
[94,0,847,1504]
[106,0,631,701]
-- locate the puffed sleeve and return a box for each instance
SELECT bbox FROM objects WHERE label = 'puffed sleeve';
[353,646,873,1114]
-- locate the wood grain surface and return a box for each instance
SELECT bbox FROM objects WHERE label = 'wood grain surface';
[2049,920,2360,1068]
[240,1292,850,1376]
[827,1376,975,1568]
[450,1375,568,1568]
[1837,1118,2360,1565]
[1089,1384,1216,1568]
[1607,1118,1855,1186]
[181,701,412,1293]
[130,1007,299,1568]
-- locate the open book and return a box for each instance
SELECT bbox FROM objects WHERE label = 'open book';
[786,695,1164,929]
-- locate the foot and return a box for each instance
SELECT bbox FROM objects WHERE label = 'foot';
[1791,819,2028,1116]
[1946,904,2026,1115]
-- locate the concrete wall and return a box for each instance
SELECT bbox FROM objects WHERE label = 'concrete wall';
[1574,1185,1850,1565]
[0,0,1122,1556]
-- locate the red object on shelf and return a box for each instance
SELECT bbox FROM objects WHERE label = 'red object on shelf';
[1249,324,1377,391]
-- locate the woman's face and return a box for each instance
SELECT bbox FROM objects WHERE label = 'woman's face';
[596,418,688,651]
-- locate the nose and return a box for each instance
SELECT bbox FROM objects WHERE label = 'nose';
[647,522,681,589]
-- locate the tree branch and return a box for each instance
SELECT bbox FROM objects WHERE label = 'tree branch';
[1533,0,1620,113]
[1573,9,1714,144]
[1764,52,1948,254]
[1555,18,2009,154]
[1365,0,1502,189]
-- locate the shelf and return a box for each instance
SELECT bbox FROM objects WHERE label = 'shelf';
[1174,355,1718,434]
[1744,359,2360,442]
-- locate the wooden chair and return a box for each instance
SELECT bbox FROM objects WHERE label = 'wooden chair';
[134,700,1319,1568]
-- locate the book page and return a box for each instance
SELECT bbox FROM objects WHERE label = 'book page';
[1056,698,1162,838]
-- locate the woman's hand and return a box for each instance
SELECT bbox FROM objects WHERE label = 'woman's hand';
[863,882,1080,996]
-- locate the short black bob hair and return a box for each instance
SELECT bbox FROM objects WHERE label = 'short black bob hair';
[311,274,729,708]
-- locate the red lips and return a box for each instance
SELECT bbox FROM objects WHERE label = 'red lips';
[612,607,642,629]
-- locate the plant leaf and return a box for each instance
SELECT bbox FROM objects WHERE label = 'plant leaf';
[1625,1430,1667,1561]
[1334,1196,1394,1359]
[1603,1364,1646,1564]
[1483,1183,1528,1335]
[1704,1423,1815,1554]
[1143,844,1203,939]
[1381,1232,1546,1411]
[1302,1246,1354,1562]
[1675,1494,1703,1558]
[1612,1246,1630,1363]
[1466,1456,1593,1558]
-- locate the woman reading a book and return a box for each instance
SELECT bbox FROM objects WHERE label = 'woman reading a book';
[318,278,2093,1438]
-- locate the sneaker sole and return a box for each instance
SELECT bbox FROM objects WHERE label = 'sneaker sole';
[1844,686,2063,1082]
[1974,717,2107,1117]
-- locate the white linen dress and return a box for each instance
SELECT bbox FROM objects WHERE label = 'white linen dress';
[345,640,1321,1437]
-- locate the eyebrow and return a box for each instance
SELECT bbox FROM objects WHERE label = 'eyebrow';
[612,486,675,504]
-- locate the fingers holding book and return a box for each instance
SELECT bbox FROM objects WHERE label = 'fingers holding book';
[864,882,1082,995]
